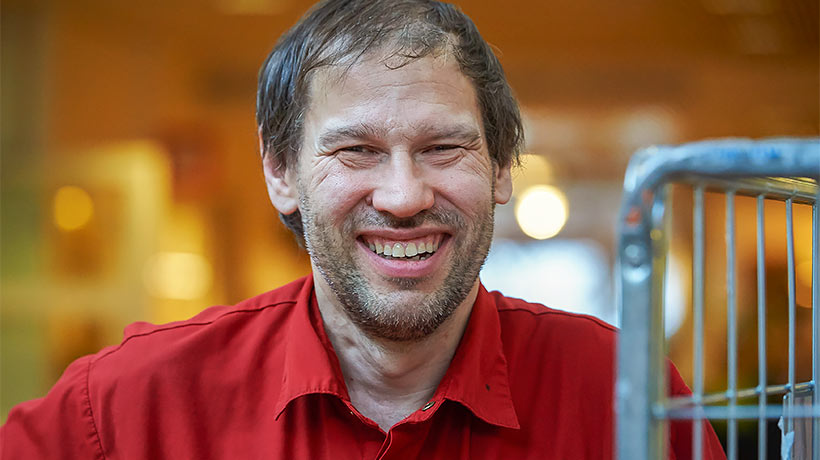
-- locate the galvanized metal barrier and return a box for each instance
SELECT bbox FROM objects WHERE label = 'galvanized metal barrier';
[615,139,820,460]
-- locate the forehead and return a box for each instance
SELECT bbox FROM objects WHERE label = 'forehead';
[303,53,482,139]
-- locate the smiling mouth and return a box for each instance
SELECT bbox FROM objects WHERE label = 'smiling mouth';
[359,235,444,261]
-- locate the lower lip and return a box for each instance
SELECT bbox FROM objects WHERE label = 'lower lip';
[358,238,448,279]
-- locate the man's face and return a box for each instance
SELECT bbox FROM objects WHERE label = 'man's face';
[288,52,511,341]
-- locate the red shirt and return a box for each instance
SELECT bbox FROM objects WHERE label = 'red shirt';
[2,276,724,459]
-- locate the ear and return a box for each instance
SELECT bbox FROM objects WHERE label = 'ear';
[493,162,513,205]
[260,132,299,215]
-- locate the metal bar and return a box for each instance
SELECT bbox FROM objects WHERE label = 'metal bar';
[621,140,820,204]
[658,405,820,421]
[786,198,796,433]
[678,176,819,205]
[615,214,656,460]
[755,195,767,460]
[726,191,738,460]
[649,190,670,460]
[813,200,819,460]
[692,186,705,460]
[614,139,820,460]
[666,381,816,408]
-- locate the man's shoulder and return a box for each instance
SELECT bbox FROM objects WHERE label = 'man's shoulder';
[487,289,618,355]
[116,276,307,344]
[490,289,617,333]
[87,276,310,383]
[487,289,619,399]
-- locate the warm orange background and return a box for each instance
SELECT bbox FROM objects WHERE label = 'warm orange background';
[2,1,817,454]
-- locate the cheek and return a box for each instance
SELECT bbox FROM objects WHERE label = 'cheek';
[436,174,494,218]
[304,169,372,222]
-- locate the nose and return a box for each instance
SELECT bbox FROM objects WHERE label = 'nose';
[370,154,434,218]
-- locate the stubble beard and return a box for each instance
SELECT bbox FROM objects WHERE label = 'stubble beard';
[300,197,495,342]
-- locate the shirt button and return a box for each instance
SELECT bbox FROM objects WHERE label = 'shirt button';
[421,401,435,411]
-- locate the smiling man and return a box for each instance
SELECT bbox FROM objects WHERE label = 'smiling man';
[1,1,725,459]
[267,50,510,430]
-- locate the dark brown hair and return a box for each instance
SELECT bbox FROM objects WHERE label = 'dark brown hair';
[256,0,523,241]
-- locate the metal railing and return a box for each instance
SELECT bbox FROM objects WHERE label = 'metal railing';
[615,138,820,460]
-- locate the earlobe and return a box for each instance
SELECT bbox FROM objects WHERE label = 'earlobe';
[494,163,513,205]
[262,152,300,216]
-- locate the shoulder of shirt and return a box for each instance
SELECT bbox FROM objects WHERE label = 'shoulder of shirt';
[487,289,619,382]
[487,288,618,335]
[90,275,309,365]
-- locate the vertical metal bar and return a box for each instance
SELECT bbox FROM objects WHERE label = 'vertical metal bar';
[616,206,656,460]
[812,200,819,460]
[786,198,796,434]
[726,191,738,460]
[692,186,705,460]
[755,195,767,460]
[650,190,670,460]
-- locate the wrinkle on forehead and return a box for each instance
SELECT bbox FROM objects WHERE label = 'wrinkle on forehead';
[305,55,483,143]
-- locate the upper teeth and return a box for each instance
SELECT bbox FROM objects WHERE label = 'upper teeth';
[365,237,441,258]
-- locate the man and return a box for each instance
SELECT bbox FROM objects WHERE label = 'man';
[2,1,724,458]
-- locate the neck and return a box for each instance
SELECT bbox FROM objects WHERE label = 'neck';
[314,277,478,432]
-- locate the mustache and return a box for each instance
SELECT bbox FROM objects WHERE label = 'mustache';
[344,207,466,233]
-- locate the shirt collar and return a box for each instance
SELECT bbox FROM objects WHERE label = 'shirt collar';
[274,276,349,420]
[274,277,520,430]
[432,283,520,429]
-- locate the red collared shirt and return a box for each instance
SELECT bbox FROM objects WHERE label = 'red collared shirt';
[1,276,724,459]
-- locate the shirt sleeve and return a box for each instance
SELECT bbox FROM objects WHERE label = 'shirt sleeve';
[1,355,105,460]
[667,361,727,460]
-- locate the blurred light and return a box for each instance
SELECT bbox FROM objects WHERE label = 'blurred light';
[213,0,288,14]
[143,252,213,300]
[616,108,678,154]
[515,185,568,240]
[521,109,582,151]
[53,186,94,231]
[481,239,614,325]
[512,154,554,197]
[663,255,686,337]
[520,154,553,180]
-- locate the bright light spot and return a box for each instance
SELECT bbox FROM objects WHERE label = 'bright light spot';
[664,255,687,337]
[143,252,213,300]
[515,185,568,240]
[53,186,94,231]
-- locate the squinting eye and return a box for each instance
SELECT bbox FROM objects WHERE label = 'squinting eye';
[336,146,383,168]
[340,146,378,155]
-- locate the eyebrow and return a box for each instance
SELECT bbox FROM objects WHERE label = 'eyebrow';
[317,122,482,148]
[317,124,385,147]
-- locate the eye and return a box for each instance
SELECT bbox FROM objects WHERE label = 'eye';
[430,145,459,152]
[336,146,384,168]
[422,145,464,166]
[338,145,383,155]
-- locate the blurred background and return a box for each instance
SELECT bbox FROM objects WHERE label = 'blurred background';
[1,0,817,454]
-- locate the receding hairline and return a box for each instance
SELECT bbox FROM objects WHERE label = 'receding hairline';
[304,28,460,93]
